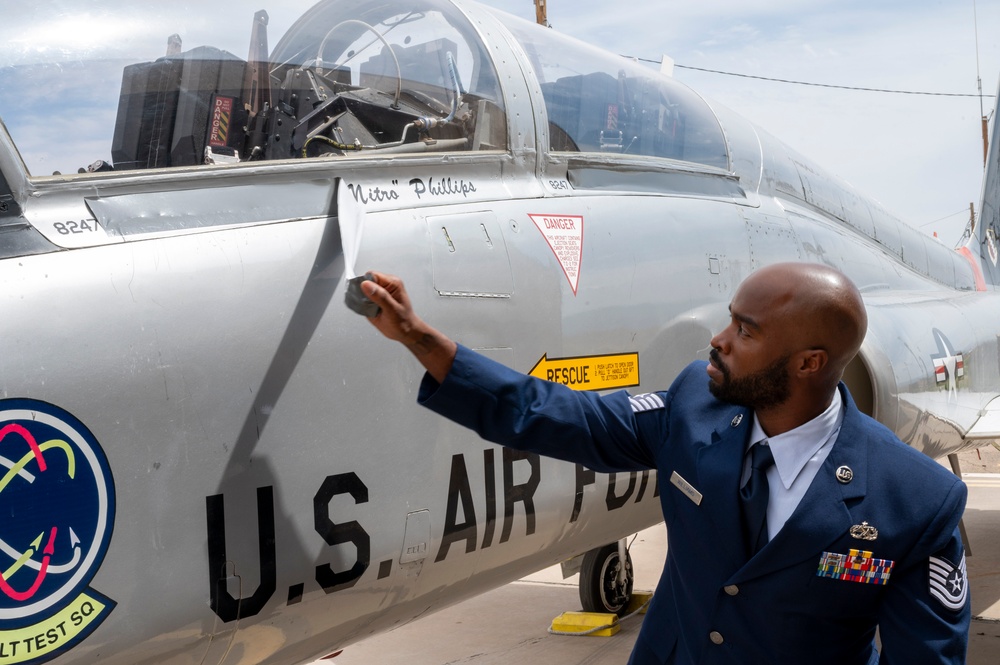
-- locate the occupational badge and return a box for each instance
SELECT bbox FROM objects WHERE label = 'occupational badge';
[850,521,878,541]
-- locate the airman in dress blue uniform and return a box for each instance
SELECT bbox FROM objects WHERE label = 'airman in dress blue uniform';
[360,263,970,664]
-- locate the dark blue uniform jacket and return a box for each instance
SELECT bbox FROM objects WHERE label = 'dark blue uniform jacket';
[418,345,970,664]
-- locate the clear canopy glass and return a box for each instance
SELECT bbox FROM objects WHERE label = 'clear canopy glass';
[496,10,728,169]
[0,0,507,177]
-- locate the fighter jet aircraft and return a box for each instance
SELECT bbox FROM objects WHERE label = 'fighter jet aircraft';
[0,1,998,663]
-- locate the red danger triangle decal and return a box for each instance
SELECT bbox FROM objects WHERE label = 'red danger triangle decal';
[528,214,584,295]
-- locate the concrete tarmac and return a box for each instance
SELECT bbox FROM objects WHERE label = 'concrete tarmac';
[328,454,1000,664]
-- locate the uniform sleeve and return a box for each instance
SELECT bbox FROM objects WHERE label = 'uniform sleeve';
[876,479,970,664]
[417,344,667,472]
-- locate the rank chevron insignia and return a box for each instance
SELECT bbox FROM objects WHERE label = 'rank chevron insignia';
[929,554,968,611]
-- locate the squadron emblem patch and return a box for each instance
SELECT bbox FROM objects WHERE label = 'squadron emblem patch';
[929,554,967,611]
[0,399,116,663]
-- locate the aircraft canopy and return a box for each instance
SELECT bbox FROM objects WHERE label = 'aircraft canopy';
[0,0,727,177]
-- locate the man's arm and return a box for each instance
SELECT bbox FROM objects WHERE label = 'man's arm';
[357,271,661,472]
[875,480,970,664]
[360,271,456,383]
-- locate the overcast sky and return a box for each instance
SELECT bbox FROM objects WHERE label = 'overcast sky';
[480,0,1000,247]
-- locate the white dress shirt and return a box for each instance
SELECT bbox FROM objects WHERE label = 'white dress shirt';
[743,390,844,540]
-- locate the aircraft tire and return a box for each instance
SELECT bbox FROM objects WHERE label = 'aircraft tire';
[579,542,633,616]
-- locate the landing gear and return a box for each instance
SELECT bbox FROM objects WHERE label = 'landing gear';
[947,453,972,555]
[579,540,633,616]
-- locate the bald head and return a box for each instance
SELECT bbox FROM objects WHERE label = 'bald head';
[708,263,868,430]
[736,262,867,384]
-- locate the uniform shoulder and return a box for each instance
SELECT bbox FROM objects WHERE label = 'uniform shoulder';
[671,359,709,392]
[622,360,706,413]
[657,360,744,427]
[627,360,712,414]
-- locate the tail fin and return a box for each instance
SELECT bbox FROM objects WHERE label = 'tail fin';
[966,74,1000,286]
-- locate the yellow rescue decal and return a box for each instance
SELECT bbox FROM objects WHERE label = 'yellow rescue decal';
[529,353,640,391]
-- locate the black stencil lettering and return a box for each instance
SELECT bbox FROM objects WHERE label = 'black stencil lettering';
[314,473,370,594]
[378,559,393,579]
[205,486,277,622]
[636,470,651,502]
[482,449,498,549]
[571,464,597,523]
[435,454,478,562]
[606,472,637,511]
[499,449,540,543]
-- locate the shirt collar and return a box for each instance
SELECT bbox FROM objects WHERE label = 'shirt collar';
[747,390,844,490]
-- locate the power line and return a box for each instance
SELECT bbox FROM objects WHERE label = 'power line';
[918,208,972,228]
[628,57,995,98]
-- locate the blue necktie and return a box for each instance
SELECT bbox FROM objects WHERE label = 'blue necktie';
[740,442,775,557]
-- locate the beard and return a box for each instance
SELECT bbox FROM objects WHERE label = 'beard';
[708,349,792,410]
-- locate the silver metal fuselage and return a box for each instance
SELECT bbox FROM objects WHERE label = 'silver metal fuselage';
[0,1,997,663]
